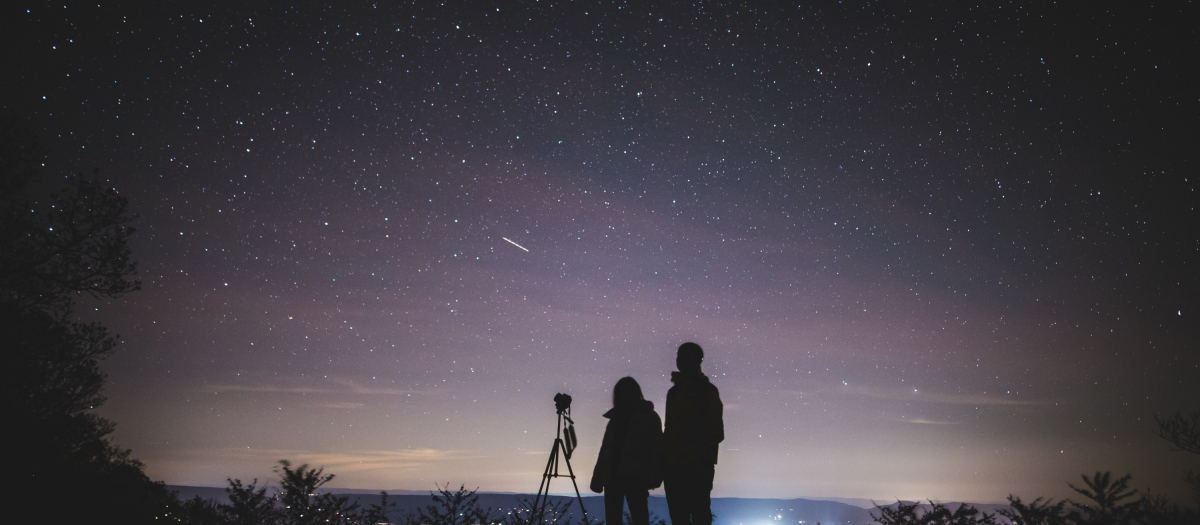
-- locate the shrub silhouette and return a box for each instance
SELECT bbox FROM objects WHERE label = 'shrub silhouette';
[1063,472,1141,524]
[872,500,998,525]
[873,471,1197,525]
[494,493,599,525]
[172,460,393,524]
[223,477,282,525]
[1155,410,1200,507]
[179,494,225,524]
[2,114,172,523]
[275,460,375,525]
[412,484,499,525]
[997,496,1067,525]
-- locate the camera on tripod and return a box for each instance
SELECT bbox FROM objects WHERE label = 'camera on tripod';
[553,393,578,459]
[554,393,572,414]
[530,392,588,522]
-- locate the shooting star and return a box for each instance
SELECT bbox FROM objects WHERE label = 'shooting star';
[502,237,529,252]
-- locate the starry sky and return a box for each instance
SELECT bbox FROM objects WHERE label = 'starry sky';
[4,0,1198,505]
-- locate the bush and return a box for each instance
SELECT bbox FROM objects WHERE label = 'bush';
[172,460,394,525]
[874,471,1197,525]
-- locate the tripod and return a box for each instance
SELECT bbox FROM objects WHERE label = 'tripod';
[531,401,589,524]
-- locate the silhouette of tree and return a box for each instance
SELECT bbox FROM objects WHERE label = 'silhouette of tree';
[407,486,598,525]
[1137,490,1193,525]
[169,460,397,524]
[997,496,1067,525]
[1155,411,1200,455]
[1,115,169,522]
[1154,410,1200,506]
[501,495,573,525]
[178,495,225,524]
[1064,472,1141,525]
[871,500,998,524]
[413,484,499,525]
[361,491,398,525]
[275,460,364,525]
[224,477,282,525]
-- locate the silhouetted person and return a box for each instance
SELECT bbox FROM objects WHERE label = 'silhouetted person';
[663,342,724,525]
[590,376,664,525]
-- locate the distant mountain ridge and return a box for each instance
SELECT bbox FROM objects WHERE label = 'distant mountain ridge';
[168,486,1002,524]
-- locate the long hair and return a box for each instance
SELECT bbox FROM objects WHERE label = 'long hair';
[612,376,644,409]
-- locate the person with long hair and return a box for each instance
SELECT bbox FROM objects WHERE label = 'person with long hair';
[590,377,663,525]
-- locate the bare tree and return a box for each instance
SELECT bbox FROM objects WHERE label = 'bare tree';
[1154,410,1200,506]
[1155,411,1200,455]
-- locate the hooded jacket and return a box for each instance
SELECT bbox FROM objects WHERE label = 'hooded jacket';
[590,399,664,492]
[663,371,724,466]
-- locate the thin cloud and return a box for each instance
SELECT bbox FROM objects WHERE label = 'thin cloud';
[328,377,420,396]
[906,418,959,425]
[187,447,468,472]
[833,384,1048,407]
[206,378,422,397]
[211,384,332,394]
[876,415,960,425]
[314,402,365,409]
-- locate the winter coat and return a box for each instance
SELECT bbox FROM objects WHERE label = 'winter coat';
[590,400,664,492]
[663,371,724,466]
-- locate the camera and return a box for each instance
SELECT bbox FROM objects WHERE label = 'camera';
[553,393,572,414]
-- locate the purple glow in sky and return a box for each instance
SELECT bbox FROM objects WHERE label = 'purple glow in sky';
[4,0,1197,505]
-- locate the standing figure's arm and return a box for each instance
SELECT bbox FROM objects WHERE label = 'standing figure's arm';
[708,386,724,445]
[590,421,612,493]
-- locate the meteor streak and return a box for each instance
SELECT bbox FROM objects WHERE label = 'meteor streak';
[502,237,529,252]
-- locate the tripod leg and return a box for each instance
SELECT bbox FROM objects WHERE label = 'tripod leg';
[559,439,590,522]
[533,440,560,523]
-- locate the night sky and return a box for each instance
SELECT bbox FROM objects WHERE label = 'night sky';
[4,0,1197,505]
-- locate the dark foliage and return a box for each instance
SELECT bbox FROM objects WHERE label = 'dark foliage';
[171,461,395,524]
[1185,479,1200,512]
[1154,410,1200,508]
[404,486,599,525]
[917,471,1200,525]
[1155,411,1200,456]
[1,116,171,522]
[1064,472,1141,524]
[178,495,226,524]
[872,470,1200,525]
[500,495,565,525]
[0,121,139,317]
[872,500,998,525]
[276,460,365,525]
[997,496,1067,525]
[413,484,500,525]
[223,478,281,525]
[1138,491,1192,525]
[361,491,399,525]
